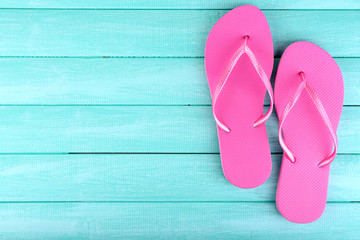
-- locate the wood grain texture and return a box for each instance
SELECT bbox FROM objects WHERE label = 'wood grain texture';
[0,1,358,237]
[0,154,358,202]
[0,0,358,9]
[0,106,358,153]
[0,58,358,105]
[0,202,358,239]
[0,10,358,57]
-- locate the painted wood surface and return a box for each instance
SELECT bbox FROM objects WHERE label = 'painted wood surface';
[0,106,358,153]
[0,154,358,202]
[0,10,358,57]
[0,203,358,239]
[0,58,359,105]
[0,2,358,238]
[0,0,358,9]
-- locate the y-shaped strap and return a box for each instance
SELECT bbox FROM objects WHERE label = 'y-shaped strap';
[212,36,274,133]
[278,72,338,167]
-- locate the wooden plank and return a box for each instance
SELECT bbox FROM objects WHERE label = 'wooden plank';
[0,0,358,9]
[0,106,358,153]
[0,10,358,57]
[0,58,358,105]
[0,202,358,239]
[0,154,358,202]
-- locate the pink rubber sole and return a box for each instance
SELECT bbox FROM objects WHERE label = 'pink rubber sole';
[205,5,273,188]
[275,42,344,223]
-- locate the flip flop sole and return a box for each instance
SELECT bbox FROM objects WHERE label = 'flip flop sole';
[205,5,273,188]
[275,42,344,223]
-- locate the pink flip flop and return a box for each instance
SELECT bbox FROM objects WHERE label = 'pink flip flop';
[205,5,274,188]
[275,42,344,223]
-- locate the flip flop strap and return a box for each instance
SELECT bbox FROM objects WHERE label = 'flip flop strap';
[212,36,274,133]
[278,72,338,167]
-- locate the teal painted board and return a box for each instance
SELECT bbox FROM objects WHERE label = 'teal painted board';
[0,58,358,105]
[0,154,358,202]
[0,202,358,239]
[0,1,357,238]
[0,0,359,9]
[0,106,358,153]
[0,10,358,57]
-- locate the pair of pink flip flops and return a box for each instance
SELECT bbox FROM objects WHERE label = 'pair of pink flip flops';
[205,5,344,223]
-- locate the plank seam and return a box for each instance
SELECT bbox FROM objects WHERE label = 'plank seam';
[0,56,359,59]
[0,8,359,11]
[0,153,356,155]
[0,201,356,203]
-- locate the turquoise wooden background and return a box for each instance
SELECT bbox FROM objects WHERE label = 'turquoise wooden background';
[0,0,359,239]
